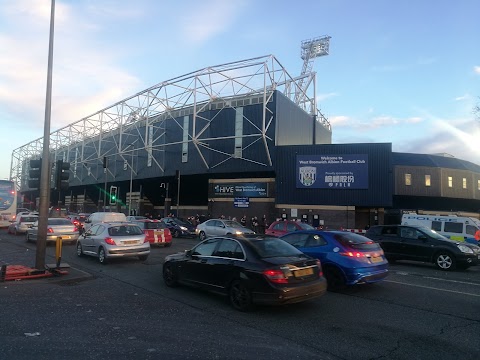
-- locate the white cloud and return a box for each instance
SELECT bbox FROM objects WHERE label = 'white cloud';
[454,94,471,101]
[179,0,246,44]
[317,92,338,102]
[474,66,480,75]
[329,115,350,127]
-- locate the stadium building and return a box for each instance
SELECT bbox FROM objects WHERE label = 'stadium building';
[11,39,480,229]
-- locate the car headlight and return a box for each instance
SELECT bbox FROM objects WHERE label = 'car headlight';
[235,231,243,235]
[180,226,188,231]
[457,244,473,254]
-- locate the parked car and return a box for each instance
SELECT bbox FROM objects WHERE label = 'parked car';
[365,225,480,270]
[265,220,315,237]
[76,223,150,264]
[163,234,327,311]
[160,217,196,238]
[195,219,255,240]
[280,230,388,290]
[7,214,38,235]
[83,212,127,232]
[132,219,172,247]
[26,218,80,244]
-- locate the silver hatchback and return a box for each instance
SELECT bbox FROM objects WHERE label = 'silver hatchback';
[76,223,150,264]
[196,219,255,240]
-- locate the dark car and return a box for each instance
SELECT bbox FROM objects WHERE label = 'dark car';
[265,220,315,237]
[280,230,388,290]
[163,234,328,311]
[365,225,480,271]
[160,217,196,238]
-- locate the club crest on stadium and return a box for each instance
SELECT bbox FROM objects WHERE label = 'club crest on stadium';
[299,166,316,186]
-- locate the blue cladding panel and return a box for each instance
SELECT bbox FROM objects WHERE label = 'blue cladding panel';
[275,143,393,207]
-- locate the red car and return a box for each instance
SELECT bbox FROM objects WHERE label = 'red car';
[265,220,315,237]
[132,219,172,247]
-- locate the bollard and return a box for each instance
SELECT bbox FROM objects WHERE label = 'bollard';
[55,237,63,268]
[0,264,6,282]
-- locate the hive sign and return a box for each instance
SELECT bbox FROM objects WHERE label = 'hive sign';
[214,183,268,197]
[296,154,368,189]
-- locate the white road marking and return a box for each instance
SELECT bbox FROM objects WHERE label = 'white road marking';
[422,276,480,286]
[384,280,480,297]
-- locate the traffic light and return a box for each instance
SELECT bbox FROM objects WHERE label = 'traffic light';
[55,160,70,191]
[28,158,42,189]
[109,186,118,205]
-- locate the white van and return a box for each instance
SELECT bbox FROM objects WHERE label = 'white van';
[83,212,127,231]
[401,214,479,245]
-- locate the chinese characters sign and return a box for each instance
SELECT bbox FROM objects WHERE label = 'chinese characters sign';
[296,155,368,189]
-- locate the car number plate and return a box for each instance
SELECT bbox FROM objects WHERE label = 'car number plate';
[61,235,71,239]
[370,256,382,263]
[123,240,137,245]
[294,268,314,277]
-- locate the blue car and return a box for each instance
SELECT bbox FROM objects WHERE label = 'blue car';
[280,230,388,290]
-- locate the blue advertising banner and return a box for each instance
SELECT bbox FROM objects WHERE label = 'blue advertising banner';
[296,154,368,189]
[214,183,268,197]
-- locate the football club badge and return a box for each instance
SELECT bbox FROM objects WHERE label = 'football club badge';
[299,166,316,186]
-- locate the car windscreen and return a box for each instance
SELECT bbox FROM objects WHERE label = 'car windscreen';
[138,221,165,230]
[21,216,38,222]
[333,232,381,250]
[48,219,73,225]
[249,238,305,258]
[224,220,243,227]
[108,225,144,236]
[416,226,449,240]
[299,223,314,230]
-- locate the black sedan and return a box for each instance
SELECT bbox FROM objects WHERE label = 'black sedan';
[163,234,328,311]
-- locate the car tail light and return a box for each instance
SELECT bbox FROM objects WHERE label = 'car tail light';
[262,269,288,284]
[340,251,365,258]
[104,237,116,245]
[47,228,54,233]
[316,259,323,277]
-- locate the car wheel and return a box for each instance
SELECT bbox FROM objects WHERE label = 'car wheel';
[324,266,346,291]
[199,231,206,241]
[76,242,83,257]
[434,252,456,271]
[163,262,179,287]
[138,255,148,261]
[229,280,253,312]
[98,247,108,265]
[26,233,30,243]
[173,229,181,238]
[13,228,18,236]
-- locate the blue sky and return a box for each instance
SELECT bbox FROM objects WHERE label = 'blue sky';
[1,0,479,180]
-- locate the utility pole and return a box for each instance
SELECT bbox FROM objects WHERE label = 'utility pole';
[35,0,55,270]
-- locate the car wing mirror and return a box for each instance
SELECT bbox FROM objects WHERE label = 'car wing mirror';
[185,249,192,257]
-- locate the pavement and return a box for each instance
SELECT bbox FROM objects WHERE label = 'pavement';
[0,233,93,284]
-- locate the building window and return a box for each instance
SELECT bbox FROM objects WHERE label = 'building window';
[448,176,453,188]
[405,174,411,186]
[463,178,467,189]
[425,175,431,187]
[478,179,480,190]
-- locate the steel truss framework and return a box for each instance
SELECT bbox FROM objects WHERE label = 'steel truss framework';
[11,55,331,192]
